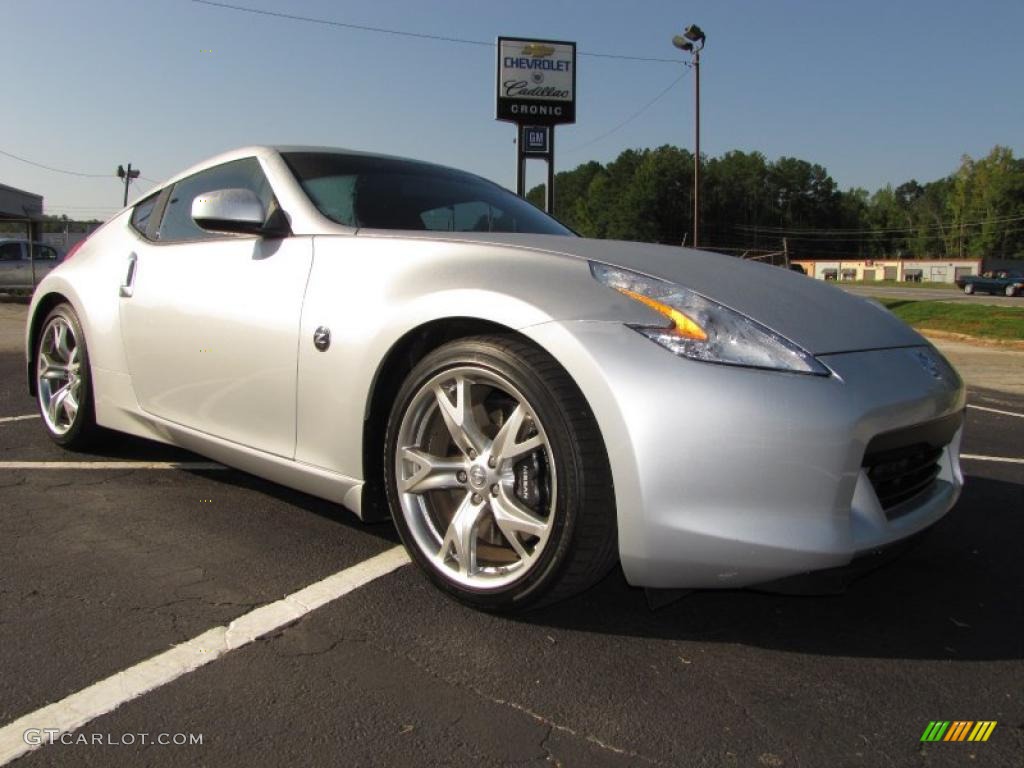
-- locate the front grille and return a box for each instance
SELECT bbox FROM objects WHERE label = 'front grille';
[864,443,943,510]
[862,412,962,514]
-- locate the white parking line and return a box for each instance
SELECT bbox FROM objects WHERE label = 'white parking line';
[0,461,226,470]
[967,404,1024,419]
[0,414,39,425]
[0,545,410,765]
[961,454,1024,465]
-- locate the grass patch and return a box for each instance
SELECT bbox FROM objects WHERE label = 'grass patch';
[880,299,1024,341]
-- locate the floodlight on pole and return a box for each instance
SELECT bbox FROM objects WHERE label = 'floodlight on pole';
[672,24,706,248]
[116,163,141,206]
[683,24,705,44]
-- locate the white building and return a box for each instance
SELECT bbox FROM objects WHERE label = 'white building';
[792,258,981,284]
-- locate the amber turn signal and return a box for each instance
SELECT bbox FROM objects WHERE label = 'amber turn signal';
[616,288,708,341]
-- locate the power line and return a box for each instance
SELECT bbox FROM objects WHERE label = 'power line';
[2,148,164,188]
[0,148,111,179]
[564,66,691,155]
[777,226,1024,245]
[728,226,1024,246]
[191,0,685,63]
[735,213,1024,236]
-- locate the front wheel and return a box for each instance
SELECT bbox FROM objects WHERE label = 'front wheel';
[35,303,100,448]
[963,283,974,295]
[1006,285,1018,297]
[384,336,617,612]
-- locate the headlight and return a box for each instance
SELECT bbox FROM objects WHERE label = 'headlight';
[591,262,829,376]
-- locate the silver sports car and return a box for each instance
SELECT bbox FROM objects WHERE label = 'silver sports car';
[25,146,965,610]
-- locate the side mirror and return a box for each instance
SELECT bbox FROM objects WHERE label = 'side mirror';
[191,188,290,238]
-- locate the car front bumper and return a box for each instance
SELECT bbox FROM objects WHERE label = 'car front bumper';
[525,321,965,589]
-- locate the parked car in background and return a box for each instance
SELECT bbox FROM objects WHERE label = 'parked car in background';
[955,270,1024,296]
[0,239,64,292]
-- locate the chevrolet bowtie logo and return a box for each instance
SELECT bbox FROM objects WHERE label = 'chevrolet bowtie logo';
[521,43,555,58]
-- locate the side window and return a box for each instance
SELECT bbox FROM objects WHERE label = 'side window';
[156,157,275,243]
[0,243,24,261]
[420,201,509,232]
[34,245,58,261]
[131,194,160,238]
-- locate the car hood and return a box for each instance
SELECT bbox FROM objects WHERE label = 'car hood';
[410,233,925,356]
[567,238,927,354]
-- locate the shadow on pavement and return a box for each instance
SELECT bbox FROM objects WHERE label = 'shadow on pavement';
[523,474,1023,662]
[40,427,1024,661]
[189,467,402,546]
[62,431,402,545]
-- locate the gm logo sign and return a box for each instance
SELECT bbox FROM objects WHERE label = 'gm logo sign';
[523,126,550,154]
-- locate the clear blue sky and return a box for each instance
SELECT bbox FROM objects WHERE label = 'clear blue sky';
[3,0,1021,219]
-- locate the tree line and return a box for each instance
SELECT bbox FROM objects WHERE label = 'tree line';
[527,145,1024,260]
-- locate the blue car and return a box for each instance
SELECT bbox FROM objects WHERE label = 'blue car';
[956,270,1024,297]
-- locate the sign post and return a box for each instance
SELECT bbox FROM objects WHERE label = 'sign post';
[496,37,576,214]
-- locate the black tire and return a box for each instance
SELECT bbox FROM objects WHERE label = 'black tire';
[1006,285,1018,297]
[35,303,100,449]
[384,335,617,612]
[963,283,974,295]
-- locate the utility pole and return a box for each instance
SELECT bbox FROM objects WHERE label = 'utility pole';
[693,47,700,248]
[672,25,706,248]
[117,163,141,207]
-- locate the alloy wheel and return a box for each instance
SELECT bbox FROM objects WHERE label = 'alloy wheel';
[394,366,557,590]
[37,316,83,436]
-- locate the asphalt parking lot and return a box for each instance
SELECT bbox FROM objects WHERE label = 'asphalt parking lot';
[0,305,1021,767]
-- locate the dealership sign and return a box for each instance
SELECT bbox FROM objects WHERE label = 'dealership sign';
[496,37,576,125]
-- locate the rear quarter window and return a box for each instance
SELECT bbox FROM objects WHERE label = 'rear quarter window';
[131,194,160,238]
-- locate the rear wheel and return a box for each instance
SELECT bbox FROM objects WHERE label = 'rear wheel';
[384,335,617,611]
[1006,285,1018,297]
[963,283,974,294]
[35,303,100,448]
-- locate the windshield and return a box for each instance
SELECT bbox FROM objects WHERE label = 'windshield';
[282,152,572,236]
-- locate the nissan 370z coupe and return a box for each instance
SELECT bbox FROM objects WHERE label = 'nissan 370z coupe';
[26,146,965,611]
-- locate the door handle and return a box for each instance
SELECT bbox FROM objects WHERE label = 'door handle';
[119,253,137,298]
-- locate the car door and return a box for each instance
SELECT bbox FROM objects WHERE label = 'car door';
[0,242,31,289]
[119,157,313,458]
[30,244,61,285]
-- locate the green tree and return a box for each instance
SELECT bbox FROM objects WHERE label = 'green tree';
[526,144,1023,260]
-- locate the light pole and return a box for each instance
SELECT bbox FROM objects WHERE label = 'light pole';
[672,24,706,248]
[116,163,140,207]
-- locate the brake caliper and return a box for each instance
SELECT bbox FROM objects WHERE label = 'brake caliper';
[514,453,541,508]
